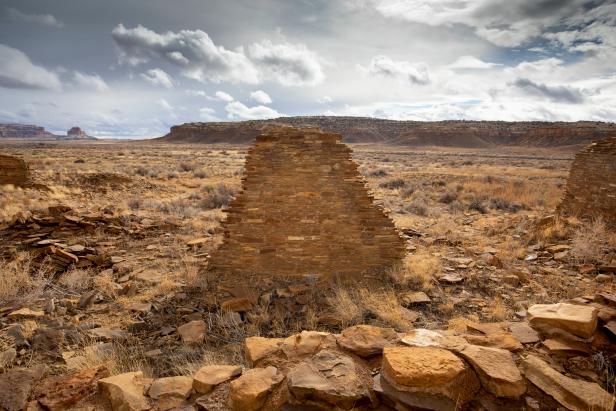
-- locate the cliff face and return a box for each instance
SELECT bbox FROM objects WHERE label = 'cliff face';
[159,117,616,147]
[0,154,30,186]
[0,123,56,139]
[63,126,96,140]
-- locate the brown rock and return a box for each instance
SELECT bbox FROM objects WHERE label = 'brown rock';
[220,297,252,312]
[0,367,44,411]
[457,344,526,398]
[522,355,614,411]
[281,330,337,359]
[527,303,598,338]
[228,366,283,411]
[287,349,371,409]
[244,336,283,365]
[401,291,431,305]
[380,346,480,409]
[177,320,206,344]
[98,371,150,411]
[463,332,523,352]
[542,338,590,356]
[148,376,193,410]
[36,366,109,411]
[337,324,399,357]
[509,322,540,344]
[193,365,242,394]
[7,308,45,318]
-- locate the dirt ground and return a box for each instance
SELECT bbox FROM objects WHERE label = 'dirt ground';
[1,140,615,379]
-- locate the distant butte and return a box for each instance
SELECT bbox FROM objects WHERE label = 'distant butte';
[0,123,96,140]
[158,116,616,148]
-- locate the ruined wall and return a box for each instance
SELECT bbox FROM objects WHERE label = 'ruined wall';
[208,127,406,289]
[558,138,616,226]
[0,154,30,186]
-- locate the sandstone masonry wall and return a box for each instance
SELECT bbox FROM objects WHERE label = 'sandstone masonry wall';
[208,127,406,287]
[558,138,616,226]
[0,154,29,186]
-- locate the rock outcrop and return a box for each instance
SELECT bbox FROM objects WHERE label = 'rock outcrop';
[0,123,56,139]
[558,138,616,226]
[159,117,616,147]
[64,126,96,140]
[0,154,30,186]
[207,126,406,291]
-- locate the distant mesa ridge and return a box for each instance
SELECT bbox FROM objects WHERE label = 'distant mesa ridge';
[0,123,96,140]
[159,116,616,147]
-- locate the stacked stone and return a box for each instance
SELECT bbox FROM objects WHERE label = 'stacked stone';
[208,126,406,286]
[558,138,616,226]
[0,153,30,186]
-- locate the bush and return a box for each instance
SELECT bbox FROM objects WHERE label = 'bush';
[379,178,406,190]
[200,183,236,209]
[490,197,523,213]
[366,168,388,177]
[405,196,428,216]
[468,198,487,214]
[74,158,85,164]
[438,191,457,204]
[179,162,196,172]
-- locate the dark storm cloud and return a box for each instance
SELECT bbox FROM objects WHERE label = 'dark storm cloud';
[512,78,586,104]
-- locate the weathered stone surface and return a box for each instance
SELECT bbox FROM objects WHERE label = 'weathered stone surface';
[207,127,406,287]
[400,329,467,350]
[463,332,523,352]
[177,320,206,344]
[244,336,283,365]
[527,303,598,338]
[281,330,337,359]
[193,365,242,394]
[0,367,44,411]
[0,154,30,186]
[457,345,526,398]
[522,355,614,411]
[148,376,193,410]
[336,324,399,357]
[228,366,283,411]
[542,338,590,356]
[509,322,540,344]
[380,346,480,410]
[98,371,150,411]
[287,349,370,409]
[36,366,109,410]
[558,138,616,226]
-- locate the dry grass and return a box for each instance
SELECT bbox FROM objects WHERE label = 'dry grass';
[571,218,613,263]
[0,253,46,304]
[403,251,441,289]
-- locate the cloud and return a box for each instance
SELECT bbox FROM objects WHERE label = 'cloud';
[111,24,259,84]
[247,40,325,86]
[140,68,173,88]
[359,55,430,85]
[448,56,501,70]
[225,101,282,119]
[250,90,272,104]
[157,98,173,110]
[360,0,601,47]
[318,96,334,104]
[199,107,220,121]
[0,44,62,90]
[511,78,585,104]
[73,71,109,92]
[215,91,234,102]
[7,7,64,28]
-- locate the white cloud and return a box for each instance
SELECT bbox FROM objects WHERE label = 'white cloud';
[215,91,234,102]
[73,71,109,92]
[225,101,282,120]
[111,24,259,84]
[140,68,173,88]
[248,40,325,86]
[199,107,219,121]
[0,44,62,90]
[250,90,272,104]
[448,56,501,70]
[359,55,430,85]
[7,7,64,28]
[157,98,173,110]
[318,96,334,104]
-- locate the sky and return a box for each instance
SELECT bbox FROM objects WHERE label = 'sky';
[0,0,615,138]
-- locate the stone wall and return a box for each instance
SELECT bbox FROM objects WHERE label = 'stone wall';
[208,126,406,289]
[0,154,30,186]
[558,138,616,225]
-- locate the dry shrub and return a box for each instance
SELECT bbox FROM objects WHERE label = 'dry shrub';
[328,287,363,327]
[497,236,526,263]
[379,178,406,190]
[488,297,507,321]
[404,251,441,289]
[463,177,562,210]
[93,270,118,299]
[200,183,236,209]
[0,253,45,303]
[404,194,429,216]
[572,218,612,263]
[359,289,415,332]
[71,339,152,377]
[58,269,92,292]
